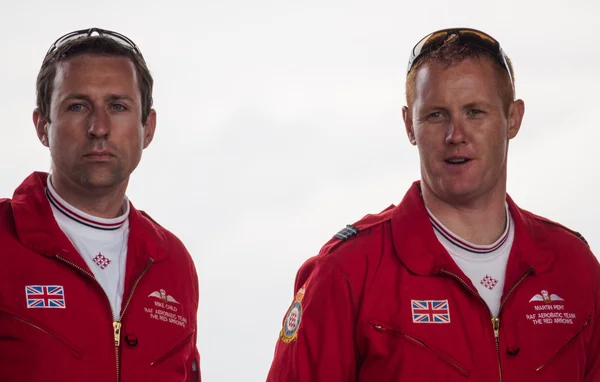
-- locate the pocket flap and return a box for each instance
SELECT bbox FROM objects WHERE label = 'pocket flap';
[0,306,82,357]
[369,320,470,376]
[150,328,195,366]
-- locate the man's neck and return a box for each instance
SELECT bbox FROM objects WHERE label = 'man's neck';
[49,174,128,219]
[422,183,507,246]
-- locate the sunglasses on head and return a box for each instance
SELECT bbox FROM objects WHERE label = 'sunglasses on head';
[43,27,144,65]
[406,28,513,85]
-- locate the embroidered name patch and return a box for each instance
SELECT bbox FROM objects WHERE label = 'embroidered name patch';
[525,290,575,325]
[144,289,187,328]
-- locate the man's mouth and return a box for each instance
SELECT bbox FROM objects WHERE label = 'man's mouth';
[444,157,471,164]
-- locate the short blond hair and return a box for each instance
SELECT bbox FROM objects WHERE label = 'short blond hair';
[405,34,515,114]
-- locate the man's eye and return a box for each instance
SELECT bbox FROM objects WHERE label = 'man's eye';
[468,109,484,116]
[111,104,127,111]
[68,104,84,112]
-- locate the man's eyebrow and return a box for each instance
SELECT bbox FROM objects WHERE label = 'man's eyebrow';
[59,94,136,103]
[106,94,135,102]
[418,105,448,115]
[463,101,492,109]
[61,93,92,102]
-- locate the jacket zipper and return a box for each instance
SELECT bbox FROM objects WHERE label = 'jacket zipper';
[371,323,469,376]
[440,267,533,382]
[535,317,591,372]
[56,255,154,382]
[116,258,154,380]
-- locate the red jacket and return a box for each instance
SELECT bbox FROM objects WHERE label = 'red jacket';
[267,181,600,382]
[0,172,200,382]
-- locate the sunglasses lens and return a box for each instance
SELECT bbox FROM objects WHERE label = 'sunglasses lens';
[54,34,85,49]
[408,31,448,73]
[45,28,140,64]
[459,30,497,51]
[418,31,448,54]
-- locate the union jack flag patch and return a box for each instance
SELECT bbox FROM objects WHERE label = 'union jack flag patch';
[25,285,66,309]
[411,299,450,323]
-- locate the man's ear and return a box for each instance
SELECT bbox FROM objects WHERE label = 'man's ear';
[142,109,157,149]
[403,106,416,145]
[33,108,50,147]
[507,99,525,140]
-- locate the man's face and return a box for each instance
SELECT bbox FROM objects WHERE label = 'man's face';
[34,54,156,193]
[403,57,524,204]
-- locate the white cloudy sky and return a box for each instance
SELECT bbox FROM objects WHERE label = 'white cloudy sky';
[1,0,599,380]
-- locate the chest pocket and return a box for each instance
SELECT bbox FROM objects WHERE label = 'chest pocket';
[365,319,471,379]
[120,283,196,381]
[501,308,591,380]
[126,328,195,382]
[358,273,483,381]
[150,328,195,368]
[0,306,86,382]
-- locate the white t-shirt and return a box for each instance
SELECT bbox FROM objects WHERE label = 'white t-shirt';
[428,205,514,317]
[46,178,129,319]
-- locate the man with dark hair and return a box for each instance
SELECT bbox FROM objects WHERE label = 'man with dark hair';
[0,28,200,381]
[266,28,600,381]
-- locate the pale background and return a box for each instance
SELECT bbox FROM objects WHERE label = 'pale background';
[1,0,598,380]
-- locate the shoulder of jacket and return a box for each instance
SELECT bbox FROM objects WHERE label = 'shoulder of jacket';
[294,204,397,292]
[136,209,187,253]
[531,213,588,246]
[320,204,396,254]
[0,198,11,214]
[337,203,396,239]
[138,209,165,229]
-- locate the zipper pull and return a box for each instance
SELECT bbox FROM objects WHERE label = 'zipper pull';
[113,321,122,347]
[492,317,500,340]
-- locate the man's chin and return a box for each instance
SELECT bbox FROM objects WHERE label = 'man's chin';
[436,181,482,204]
[78,171,126,190]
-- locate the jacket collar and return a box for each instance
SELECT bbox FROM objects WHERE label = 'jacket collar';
[11,172,169,265]
[391,181,555,276]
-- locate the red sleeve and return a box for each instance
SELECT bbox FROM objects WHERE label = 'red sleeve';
[585,257,600,381]
[266,258,359,382]
[186,331,201,382]
[187,253,201,382]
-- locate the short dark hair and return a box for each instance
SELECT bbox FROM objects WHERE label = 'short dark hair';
[36,36,154,124]
[406,34,515,114]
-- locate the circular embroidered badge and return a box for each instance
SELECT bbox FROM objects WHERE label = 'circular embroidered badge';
[280,301,302,343]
